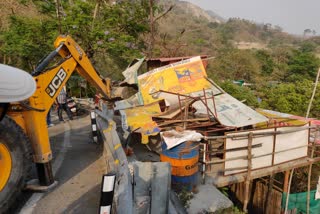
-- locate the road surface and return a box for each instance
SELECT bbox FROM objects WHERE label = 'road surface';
[16,114,106,214]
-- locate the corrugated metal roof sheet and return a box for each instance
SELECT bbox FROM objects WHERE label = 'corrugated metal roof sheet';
[146,55,208,62]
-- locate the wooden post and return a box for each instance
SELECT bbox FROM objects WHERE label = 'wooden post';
[183,102,189,129]
[283,171,290,193]
[243,132,253,213]
[282,170,290,213]
[203,88,210,118]
[178,94,183,121]
[264,174,274,213]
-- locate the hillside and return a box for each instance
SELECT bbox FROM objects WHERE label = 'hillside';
[152,0,304,59]
[0,0,40,30]
[0,0,302,58]
[2,0,320,119]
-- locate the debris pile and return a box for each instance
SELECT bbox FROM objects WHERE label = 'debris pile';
[111,56,268,147]
[95,55,320,213]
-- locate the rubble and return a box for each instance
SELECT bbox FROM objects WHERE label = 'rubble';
[112,56,268,146]
[95,55,320,213]
[187,184,233,214]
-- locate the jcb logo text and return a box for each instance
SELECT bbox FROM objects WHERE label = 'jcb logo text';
[46,68,67,97]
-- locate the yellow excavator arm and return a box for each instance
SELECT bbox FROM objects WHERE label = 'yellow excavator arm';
[7,35,111,186]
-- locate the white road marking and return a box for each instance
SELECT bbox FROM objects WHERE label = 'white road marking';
[19,123,71,214]
[19,193,42,214]
[53,123,71,174]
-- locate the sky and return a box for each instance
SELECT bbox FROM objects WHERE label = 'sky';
[185,0,320,35]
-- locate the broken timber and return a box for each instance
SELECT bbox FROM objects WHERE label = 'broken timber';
[208,156,320,187]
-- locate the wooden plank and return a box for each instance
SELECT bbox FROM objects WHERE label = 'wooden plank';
[210,157,320,187]
[158,117,209,126]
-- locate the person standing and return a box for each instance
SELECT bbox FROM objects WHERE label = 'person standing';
[46,107,54,127]
[56,87,73,122]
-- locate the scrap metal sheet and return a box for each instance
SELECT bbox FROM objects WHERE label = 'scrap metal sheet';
[256,109,320,127]
[119,102,162,143]
[114,93,143,110]
[122,57,144,85]
[192,92,268,127]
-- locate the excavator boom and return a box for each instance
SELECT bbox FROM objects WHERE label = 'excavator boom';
[7,35,111,186]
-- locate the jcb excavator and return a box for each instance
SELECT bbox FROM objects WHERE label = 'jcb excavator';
[0,35,111,212]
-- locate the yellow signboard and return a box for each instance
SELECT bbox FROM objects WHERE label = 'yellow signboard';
[138,56,211,105]
[120,102,162,143]
[255,109,308,128]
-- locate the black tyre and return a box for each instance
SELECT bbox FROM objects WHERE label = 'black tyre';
[0,116,32,213]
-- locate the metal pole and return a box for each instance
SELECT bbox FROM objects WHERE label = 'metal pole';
[202,143,206,184]
[307,127,318,214]
[306,68,320,118]
[284,168,295,214]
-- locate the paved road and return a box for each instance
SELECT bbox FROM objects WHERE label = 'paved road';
[17,115,106,214]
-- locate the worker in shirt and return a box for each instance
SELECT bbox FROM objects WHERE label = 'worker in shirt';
[56,86,73,122]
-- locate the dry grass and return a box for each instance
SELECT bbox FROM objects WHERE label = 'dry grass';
[0,0,39,30]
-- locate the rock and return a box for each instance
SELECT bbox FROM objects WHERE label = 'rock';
[187,184,233,213]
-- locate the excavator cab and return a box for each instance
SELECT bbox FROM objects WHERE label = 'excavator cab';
[0,63,36,130]
[0,64,36,212]
[0,64,37,119]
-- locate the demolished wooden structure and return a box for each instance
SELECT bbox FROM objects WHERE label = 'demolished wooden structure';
[103,56,320,213]
[199,123,320,213]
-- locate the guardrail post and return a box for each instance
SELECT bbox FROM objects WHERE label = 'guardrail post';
[99,173,116,214]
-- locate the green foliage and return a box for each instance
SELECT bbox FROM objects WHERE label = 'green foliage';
[299,41,317,52]
[0,16,58,71]
[286,50,320,81]
[207,22,219,29]
[0,0,150,77]
[176,187,193,209]
[217,20,236,42]
[61,0,149,74]
[259,80,314,116]
[32,0,56,15]
[3,0,320,119]
[255,50,275,75]
[210,49,260,82]
[219,81,259,107]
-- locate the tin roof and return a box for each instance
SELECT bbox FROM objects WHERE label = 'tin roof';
[146,55,208,62]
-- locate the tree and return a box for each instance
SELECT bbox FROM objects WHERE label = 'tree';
[299,41,317,53]
[0,16,58,71]
[286,50,320,81]
[259,80,313,116]
[304,29,312,37]
[220,81,259,107]
[255,50,275,75]
[210,49,260,82]
[1,0,150,77]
